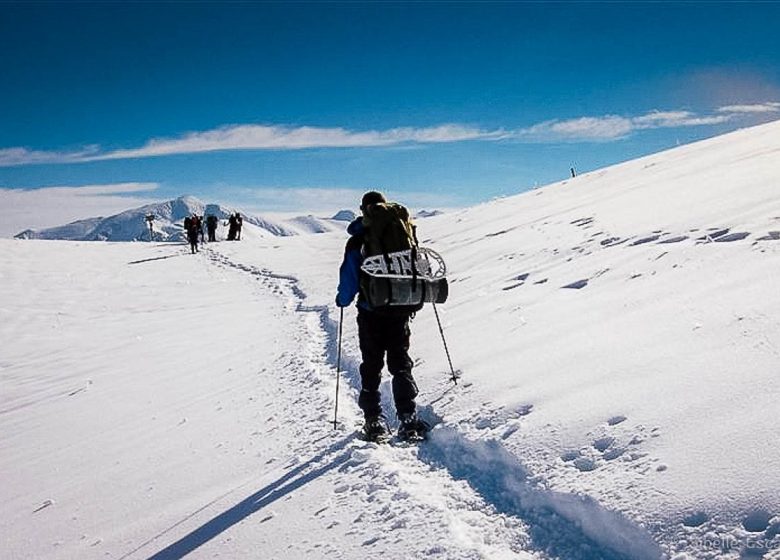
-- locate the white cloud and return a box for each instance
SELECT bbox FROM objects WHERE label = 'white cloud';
[632,111,732,128]
[0,105,771,168]
[0,183,160,237]
[717,102,780,114]
[517,116,635,141]
[0,145,101,166]
[94,124,503,161]
[0,124,502,167]
[513,109,736,142]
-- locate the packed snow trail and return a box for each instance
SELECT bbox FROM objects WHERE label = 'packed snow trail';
[200,244,662,560]
[1,239,552,560]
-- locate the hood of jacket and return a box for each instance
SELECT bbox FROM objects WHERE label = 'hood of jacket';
[347,217,365,237]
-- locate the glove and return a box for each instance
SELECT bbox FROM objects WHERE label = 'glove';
[335,294,350,308]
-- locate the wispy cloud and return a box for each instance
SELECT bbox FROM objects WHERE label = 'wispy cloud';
[632,111,732,128]
[91,124,504,160]
[717,102,780,114]
[0,124,502,167]
[0,182,159,237]
[1,104,775,167]
[514,110,735,142]
[0,145,102,166]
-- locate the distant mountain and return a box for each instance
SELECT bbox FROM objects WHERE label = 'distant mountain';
[14,195,346,241]
[331,209,357,222]
[416,209,443,218]
[15,217,105,241]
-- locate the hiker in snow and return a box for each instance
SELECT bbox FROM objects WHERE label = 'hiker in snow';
[235,213,243,240]
[198,215,206,244]
[227,213,238,241]
[206,214,219,242]
[335,191,429,442]
[184,214,199,254]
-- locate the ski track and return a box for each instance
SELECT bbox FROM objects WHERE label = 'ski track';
[196,246,663,560]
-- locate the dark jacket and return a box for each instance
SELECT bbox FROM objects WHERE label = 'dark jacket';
[336,218,371,311]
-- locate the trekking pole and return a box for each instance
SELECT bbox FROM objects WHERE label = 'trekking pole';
[432,303,459,384]
[333,307,344,429]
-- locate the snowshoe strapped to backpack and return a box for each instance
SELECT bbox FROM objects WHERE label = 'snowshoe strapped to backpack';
[360,202,448,313]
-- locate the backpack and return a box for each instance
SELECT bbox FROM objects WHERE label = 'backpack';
[362,202,417,257]
[360,202,448,312]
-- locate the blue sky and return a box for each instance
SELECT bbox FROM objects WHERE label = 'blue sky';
[1,1,780,220]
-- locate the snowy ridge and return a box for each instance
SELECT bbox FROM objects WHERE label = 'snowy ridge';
[13,195,346,241]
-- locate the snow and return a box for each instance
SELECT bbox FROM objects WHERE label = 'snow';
[3,120,780,559]
[11,195,347,241]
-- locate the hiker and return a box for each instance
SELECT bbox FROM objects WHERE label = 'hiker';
[206,214,218,242]
[184,214,199,254]
[198,215,206,243]
[235,213,243,240]
[227,213,237,241]
[335,191,428,442]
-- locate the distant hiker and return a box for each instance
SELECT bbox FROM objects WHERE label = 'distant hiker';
[184,214,199,254]
[226,214,236,240]
[570,167,577,178]
[335,191,429,442]
[235,213,243,240]
[206,214,218,242]
[198,215,206,243]
[227,213,238,241]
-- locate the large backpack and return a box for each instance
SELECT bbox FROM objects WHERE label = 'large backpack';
[362,202,417,257]
[360,202,448,312]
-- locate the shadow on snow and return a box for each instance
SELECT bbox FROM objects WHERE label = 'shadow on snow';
[140,436,355,560]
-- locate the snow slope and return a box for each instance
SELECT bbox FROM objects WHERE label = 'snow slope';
[2,120,780,560]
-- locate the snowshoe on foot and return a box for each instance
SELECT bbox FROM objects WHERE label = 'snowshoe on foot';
[397,413,430,442]
[362,416,390,443]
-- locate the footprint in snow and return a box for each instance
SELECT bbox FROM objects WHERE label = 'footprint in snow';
[631,234,661,246]
[696,227,730,242]
[681,512,709,527]
[714,232,750,242]
[600,237,625,247]
[757,231,780,241]
[560,450,581,462]
[602,448,626,461]
[657,235,689,244]
[573,457,598,472]
[593,436,615,452]
[562,279,588,289]
[743,509,773,533]
[571,217,595,227]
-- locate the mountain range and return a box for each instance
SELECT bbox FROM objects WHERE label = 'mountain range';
[14,196,357,242]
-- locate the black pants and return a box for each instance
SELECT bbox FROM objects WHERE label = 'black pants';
[357,310,417,419]
[187,231,198,253]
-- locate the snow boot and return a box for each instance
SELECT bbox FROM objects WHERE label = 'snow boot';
[362,415,390,443]
[397,413,430,442]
